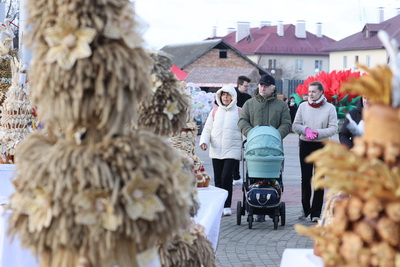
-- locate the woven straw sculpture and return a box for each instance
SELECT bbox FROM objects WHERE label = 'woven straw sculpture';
[0,57,31,163]
[137,51,190,136]
[8,1,193,266]
[136,51,214,266]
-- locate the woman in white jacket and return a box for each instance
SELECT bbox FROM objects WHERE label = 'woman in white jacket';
[200,85,242,216]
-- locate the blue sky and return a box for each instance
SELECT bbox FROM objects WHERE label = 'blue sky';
[135,0,400,49]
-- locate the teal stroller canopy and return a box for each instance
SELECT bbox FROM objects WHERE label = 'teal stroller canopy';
[244,126,284,178]
[245,126,283,157]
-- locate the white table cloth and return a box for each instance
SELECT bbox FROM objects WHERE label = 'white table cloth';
[280,248,324,267]
[0,164,16,204]
[0,165,227,265]
[0,207,39,267]
[193,185,228,251]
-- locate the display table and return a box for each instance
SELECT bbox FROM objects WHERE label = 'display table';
[0,207,39,267]
[0,166,227,264]
[193,185,228,251]
[0,164,16,204]
[280,249,324,267]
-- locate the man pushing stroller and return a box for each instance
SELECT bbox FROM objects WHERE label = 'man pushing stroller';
[238,74,292,221]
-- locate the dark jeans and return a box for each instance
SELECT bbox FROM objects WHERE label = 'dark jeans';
[232,160,240,180]
[212,158,236,208]
[299,140,324,218]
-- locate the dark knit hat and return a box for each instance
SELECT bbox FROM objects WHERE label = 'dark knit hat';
[259,74,275,86]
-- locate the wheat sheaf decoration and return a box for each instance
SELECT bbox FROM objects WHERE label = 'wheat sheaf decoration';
[8,0,193,266]
[137,50,190,136]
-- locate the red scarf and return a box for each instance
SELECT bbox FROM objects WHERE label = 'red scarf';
[308,95,326,108]
[308,102,324,108]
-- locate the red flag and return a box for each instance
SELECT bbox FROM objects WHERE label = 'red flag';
[170,64,188,81]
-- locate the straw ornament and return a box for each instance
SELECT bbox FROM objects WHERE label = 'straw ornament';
[44,18,96,70]
[10,130,193,265]
[137,51,190,136]
[8,0,195,266]
[0,57,32,162]
[158,220,216,267]
[26,0,152,136]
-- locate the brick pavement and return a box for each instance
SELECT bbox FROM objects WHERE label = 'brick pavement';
[195,133,320,267]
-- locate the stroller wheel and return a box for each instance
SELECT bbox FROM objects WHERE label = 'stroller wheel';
[248,215,253,229]
[273,215,279,230]
[236,201,242,226]
[280,202,286,226]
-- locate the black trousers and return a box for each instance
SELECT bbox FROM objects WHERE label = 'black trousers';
[232,160,240,180]
[299,140,324,218]
[212,158,236,208]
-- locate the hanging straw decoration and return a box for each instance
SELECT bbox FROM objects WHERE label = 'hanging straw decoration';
[137,51,190,136]
[158,220,216,267]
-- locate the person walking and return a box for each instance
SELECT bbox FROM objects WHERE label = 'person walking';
[238,74,292,221]
[235,75,252,107]
[233,75,252,184]
[199,85,242,216]
[339,96,369,148]
[288,96,298,124]
[292,81,338,222]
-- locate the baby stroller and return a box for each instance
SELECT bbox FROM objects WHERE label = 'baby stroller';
[236,126,285,229]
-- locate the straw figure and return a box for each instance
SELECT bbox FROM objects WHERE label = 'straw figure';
[136,50,215,266]
[8,1,193,266]
[0,18,16,116]
[0,57,31,163]
[137,50,190,136]
[295,31,400,267]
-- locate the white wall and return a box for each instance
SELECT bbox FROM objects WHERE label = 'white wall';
[328,49,388,72]
[247,54,330,80]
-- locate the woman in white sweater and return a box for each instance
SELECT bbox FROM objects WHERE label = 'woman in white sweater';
[199,85,242,216]
[293,81,338,222]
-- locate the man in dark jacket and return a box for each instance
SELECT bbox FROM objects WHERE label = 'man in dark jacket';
[339,96,368,148]
[238,74,292,222]
[238,74,291,139]
[235,75,252,108]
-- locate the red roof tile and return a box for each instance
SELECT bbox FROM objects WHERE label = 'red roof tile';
[323,15,400,52]
[211,24,335,56]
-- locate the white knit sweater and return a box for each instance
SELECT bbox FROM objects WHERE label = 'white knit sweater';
[292,100,338,142]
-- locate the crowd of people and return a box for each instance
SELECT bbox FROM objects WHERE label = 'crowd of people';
[199,73,361,222]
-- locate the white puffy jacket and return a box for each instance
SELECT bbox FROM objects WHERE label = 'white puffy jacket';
[199,85,243,160]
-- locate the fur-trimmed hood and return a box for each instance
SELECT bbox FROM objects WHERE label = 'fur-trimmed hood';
[215,85,237,109]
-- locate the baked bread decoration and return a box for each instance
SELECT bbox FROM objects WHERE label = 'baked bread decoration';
[295,31,400,267]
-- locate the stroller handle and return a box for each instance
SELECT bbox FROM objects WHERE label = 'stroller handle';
[242,139,247,149]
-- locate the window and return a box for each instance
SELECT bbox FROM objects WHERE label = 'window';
[295,59,303,72]
[268,59,276,69]
[364,29,369,38]
[366,55,371,67]
[343,56,347,69]
[219,50,227,58]
[314,60,322,71]
[354,55,359,69]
